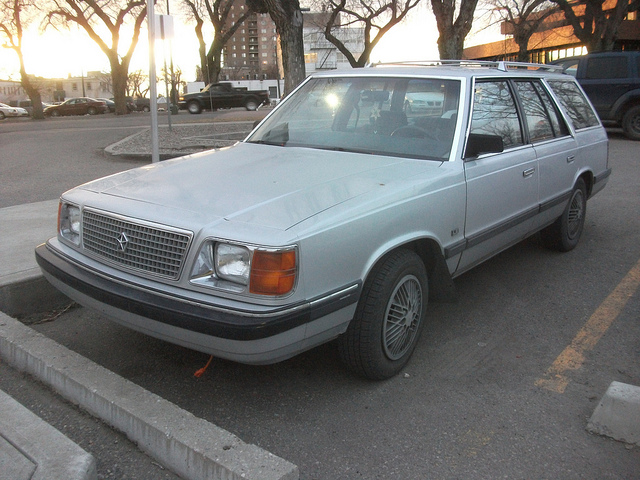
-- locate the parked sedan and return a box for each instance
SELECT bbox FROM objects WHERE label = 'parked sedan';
[0,102,29,119]
[44,97,109,117]
[96,98,116,113]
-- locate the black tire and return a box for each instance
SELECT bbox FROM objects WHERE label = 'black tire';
[50,110,61,117]
[187,101,202,114]
[87,107,97,115]
[0,111,5,120]
[541,178,587,252]
[245,99,258,111]
[622,105,640,141]
[142,105,150,112]
[339,249,428,380]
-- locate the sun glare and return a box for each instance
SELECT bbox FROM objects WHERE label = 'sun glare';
[1,9,441,83]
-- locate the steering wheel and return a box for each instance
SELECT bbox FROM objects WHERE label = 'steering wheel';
[391,125,437,141]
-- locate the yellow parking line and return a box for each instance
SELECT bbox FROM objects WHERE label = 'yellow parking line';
[536,258,640,393]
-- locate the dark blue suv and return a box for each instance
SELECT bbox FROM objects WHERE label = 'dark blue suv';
[551,51,640,140]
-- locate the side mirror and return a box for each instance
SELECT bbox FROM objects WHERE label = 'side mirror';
[464,133,504,159]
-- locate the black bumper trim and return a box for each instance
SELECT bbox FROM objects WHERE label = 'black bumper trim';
[36,244,360,341]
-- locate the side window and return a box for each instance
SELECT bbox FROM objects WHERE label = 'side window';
[548,80,599,130]
[534,82,570,138]
[514,80,570,142]
[514,81,554,142]
[470,81,523,149]
[585,56,628,79]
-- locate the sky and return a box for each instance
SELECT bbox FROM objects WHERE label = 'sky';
[0,3,497,83]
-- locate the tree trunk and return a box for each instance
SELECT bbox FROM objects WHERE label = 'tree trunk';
[17,50,44,120]
[261,0,306,95]
[206,37,225,84]
[431,0,479,60]
[111,62,130,115]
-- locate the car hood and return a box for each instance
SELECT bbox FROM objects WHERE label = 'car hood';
[78,142,441,231]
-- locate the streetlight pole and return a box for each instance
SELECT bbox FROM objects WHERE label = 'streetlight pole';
[147,0,160,163]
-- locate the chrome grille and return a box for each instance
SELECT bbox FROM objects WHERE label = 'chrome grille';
[82,209,192,279]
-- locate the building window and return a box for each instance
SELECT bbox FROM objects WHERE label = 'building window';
[72,83,78,91]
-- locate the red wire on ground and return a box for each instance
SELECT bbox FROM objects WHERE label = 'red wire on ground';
[194,355,214,378]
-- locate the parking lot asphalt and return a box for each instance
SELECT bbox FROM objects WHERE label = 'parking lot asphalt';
[0,123,639,480]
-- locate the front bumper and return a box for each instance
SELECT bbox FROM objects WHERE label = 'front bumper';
[35,242,360,364]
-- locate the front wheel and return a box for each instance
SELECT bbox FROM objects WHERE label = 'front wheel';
[622,105,640,141]
[339,249,428,380]
[87,107,97,115]
[541,178,587,252]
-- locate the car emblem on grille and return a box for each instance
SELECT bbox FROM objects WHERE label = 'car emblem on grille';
[116,232,129,253]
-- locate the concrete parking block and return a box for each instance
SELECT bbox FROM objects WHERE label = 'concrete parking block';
[0,388,97,480]
[0,312,299,480]
[587,381,640,446]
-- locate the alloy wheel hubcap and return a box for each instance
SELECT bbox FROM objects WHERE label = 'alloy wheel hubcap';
[383,275,423,360]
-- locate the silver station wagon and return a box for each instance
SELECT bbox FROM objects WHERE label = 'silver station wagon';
[36,61,611,380]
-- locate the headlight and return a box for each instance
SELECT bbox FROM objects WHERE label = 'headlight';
[58,202,81,246]
[216,243,251,285]
[190,241,297,296]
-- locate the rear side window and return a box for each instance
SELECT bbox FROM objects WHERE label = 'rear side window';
[585,56,628,79]
[514,80,569,142]
[471,81,523,149]
[548,80,600,130]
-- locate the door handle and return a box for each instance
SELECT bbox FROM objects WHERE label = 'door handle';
[523,167,536,178]
[567,155,575,163]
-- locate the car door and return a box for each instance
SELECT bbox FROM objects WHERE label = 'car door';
[458,79,539,273]
[513,79,578,228]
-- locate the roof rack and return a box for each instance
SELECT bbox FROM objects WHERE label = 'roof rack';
[372,60,564,73]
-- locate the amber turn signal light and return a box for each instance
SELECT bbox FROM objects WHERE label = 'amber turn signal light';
[249,249,297,296]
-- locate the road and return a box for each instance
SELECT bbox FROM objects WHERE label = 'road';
[0,109,266,208]
[1,114,639,479]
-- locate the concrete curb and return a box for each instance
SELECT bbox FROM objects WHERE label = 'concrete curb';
[0,388,97,480]
[587,381,640,446]
[0,312,299,480]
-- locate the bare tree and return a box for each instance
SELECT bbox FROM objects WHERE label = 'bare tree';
[551,0,639,52]
[247,0,306,95]
[312,0,421,67]
[46,0,147,115]
[0,0,45,119]
[180,0,253,84]
[127,69,149,98]
[430,0,480,59]
[479,0,558,61]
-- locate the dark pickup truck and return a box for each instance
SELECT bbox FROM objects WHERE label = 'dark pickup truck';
[178,83,270,114]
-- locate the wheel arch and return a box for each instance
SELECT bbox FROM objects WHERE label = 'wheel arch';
[362,237,457,304]
[577,169,594,198]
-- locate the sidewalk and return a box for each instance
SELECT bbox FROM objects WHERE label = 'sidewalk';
[0,122,298,480]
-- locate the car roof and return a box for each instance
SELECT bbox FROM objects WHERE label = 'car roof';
[310,60,567,81]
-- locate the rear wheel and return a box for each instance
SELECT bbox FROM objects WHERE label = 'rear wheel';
[622,105,640,141]
[541,178,587,252]
[339,249,428,380]
[245,99,258,111]
[187,101,202,114]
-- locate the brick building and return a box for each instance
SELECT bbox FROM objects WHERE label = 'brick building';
[464,1,640,63]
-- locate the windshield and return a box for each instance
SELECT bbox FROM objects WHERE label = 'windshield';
[247,76,461,161]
